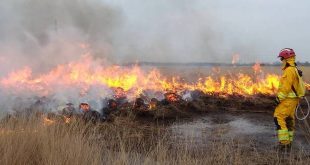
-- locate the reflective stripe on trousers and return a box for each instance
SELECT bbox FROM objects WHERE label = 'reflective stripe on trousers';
[289,131,294,142]
[278,129,289,141]
[274,98,299,144]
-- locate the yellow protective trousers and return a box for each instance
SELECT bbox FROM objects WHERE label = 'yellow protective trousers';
[274,98,299,145]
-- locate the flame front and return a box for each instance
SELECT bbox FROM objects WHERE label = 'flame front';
[0,55,309,99]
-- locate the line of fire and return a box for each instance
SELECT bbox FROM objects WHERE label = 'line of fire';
[0,54,309,128]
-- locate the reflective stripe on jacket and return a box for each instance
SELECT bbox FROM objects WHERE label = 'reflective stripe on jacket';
[277,57,299,100]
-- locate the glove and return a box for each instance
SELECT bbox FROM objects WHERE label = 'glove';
[275,97,280,105]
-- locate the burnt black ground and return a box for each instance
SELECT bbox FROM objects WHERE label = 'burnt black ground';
[168,111,310,153]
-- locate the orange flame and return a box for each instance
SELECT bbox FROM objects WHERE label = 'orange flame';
[64,117,71,124]
[165,92,180,103]
[149,102,157,110]
[306,84,310,91]
[0,55,308,99]
[43,117,55,126]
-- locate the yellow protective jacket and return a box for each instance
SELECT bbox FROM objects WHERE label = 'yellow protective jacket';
[277,57,306,101]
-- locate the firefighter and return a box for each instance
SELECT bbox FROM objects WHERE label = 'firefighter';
[274,48,306,148]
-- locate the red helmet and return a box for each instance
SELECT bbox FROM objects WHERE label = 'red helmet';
[278,48,295,59]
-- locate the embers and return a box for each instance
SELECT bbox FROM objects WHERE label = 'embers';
[113,87,127,100]
[164,92,181,103]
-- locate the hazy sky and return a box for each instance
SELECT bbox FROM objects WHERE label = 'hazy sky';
[0,0,309,71]
[103,0,310,63]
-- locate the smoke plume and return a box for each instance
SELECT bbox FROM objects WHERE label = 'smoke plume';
[0,0,122,76]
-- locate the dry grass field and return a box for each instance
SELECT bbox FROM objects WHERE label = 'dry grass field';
[1,115,310,165]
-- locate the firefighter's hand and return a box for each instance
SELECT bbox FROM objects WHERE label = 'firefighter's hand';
[275,97,280,105]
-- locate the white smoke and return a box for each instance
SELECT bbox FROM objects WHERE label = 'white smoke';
[0,0,121,76]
